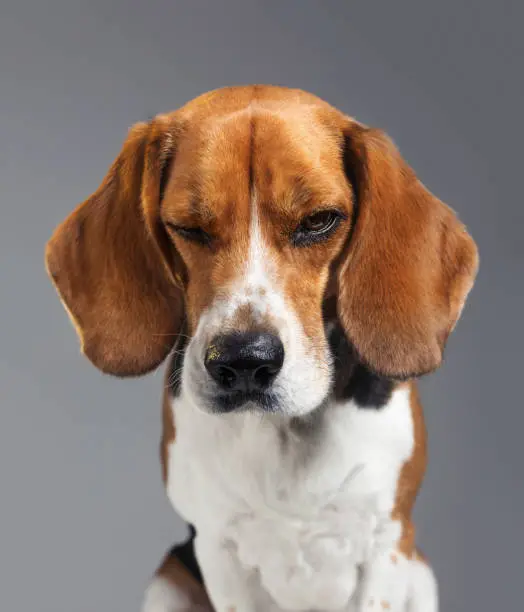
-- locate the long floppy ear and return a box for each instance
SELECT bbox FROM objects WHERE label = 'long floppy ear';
[45,116,184,377]
[338,122,479,379]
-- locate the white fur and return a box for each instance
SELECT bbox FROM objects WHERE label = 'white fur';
[181,193,332,417]
[407,557,438,612]
[164,192,438,610]
[164,386,437,611]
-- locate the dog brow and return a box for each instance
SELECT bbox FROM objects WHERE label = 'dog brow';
[188,198,216,222]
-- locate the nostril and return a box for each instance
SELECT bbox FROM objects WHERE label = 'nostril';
[216,365,237,389]
[253,363,281,389]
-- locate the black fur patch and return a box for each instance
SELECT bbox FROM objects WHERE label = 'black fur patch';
[167,525,203,584]
[328,324,394,409]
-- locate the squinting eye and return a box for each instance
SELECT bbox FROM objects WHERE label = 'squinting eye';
[292,210,343,246]
[167,223,213,246]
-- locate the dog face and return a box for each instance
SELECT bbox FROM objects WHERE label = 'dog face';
[164,101,353,415]
[46,86,478,416]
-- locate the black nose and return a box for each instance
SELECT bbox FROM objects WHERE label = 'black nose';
[204,332,284,392]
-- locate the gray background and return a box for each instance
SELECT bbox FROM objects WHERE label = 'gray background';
[1,1,522,610]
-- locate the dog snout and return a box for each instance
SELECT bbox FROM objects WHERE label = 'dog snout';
[204,331,284,393]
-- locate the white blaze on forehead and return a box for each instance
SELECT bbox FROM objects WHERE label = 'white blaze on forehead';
[246,193,272,287]
[223,191,287,323]
[245,193,278,292]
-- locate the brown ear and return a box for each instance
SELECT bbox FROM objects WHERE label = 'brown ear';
[45,116,184,377]
[338,123,479,379]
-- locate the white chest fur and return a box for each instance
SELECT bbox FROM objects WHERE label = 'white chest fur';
[166,387,414,611]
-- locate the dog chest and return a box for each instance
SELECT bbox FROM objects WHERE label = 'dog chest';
[167,387,414,609]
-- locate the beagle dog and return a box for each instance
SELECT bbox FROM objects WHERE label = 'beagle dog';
[45,85,478,612]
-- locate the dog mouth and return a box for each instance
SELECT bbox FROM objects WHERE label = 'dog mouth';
[212,390,280,413]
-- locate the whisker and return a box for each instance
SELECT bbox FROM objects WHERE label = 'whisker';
[152,332,192,339]
[165,366,184,390]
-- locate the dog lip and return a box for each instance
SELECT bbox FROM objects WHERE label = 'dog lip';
[213,390,279,413]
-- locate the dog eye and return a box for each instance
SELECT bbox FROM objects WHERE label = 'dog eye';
[167,224,213,246]
[302,211,338,232]
[292,210,342,246]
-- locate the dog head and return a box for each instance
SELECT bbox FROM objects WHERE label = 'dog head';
[46,86,478,415]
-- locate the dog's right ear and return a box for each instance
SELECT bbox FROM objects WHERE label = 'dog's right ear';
[45,116,185,377]
[337,122,479,379]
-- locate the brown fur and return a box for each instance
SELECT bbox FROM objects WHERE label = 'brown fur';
[45,85,477,381]
[161,369,176,484]
[392,383,428,558]
[45,85,478,599]
[339,124,478,378]
[45,117,185,376]
[153,547,212,610]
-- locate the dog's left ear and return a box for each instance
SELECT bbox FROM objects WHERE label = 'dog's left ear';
[45,115,185,377]
[337,122,479,379]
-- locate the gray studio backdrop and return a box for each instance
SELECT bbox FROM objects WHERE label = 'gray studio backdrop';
[1,1,522,611]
